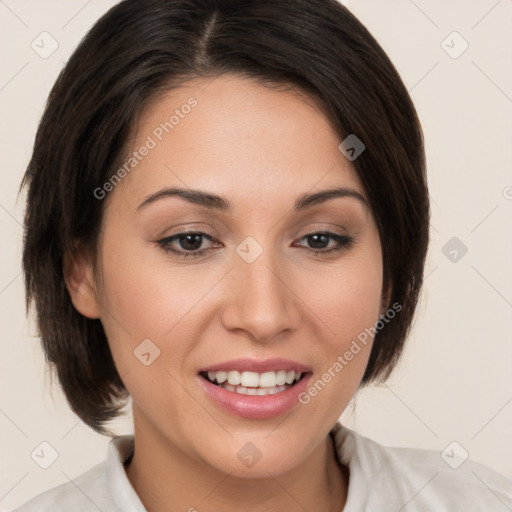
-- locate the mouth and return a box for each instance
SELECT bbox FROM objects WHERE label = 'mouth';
[197,357,313,419]
[199,369,309,396]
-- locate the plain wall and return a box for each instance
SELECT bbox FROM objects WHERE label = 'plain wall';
[1,0,511,509]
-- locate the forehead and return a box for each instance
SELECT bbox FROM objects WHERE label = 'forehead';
[107,74,366,214]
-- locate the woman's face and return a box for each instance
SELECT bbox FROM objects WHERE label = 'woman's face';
[83,74,386,477]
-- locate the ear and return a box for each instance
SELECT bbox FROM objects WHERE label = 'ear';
[63,246,101,319]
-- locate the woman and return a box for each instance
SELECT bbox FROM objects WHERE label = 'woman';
[15,0,511,510]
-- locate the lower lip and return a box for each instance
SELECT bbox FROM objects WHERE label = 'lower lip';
[197,374,312,420]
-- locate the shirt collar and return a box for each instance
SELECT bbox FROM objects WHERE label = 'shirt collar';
[105,435,147,511]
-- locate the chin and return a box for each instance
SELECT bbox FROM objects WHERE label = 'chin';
[193,432,307,480]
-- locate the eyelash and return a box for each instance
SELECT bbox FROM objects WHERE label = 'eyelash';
[156,230,354,260]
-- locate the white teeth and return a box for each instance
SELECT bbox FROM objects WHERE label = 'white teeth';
[259,371,277,387]
[218,383,290,396]
[240,371,260,387]
[205,370,303,388]
[227,371,241,385]
[276,370,287,385]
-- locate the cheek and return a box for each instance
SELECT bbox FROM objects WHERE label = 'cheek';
[288,249,383,434]
[303,242,384,341]
[318,269,382,332]
[97,225,214,338]
[296,237,383,393]
[95,237,204,416]
[95,228,232,390]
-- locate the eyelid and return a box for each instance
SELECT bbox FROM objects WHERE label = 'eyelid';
[156,228,354,260]
[154,232,214,262]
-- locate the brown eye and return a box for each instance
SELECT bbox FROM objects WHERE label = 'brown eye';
[157,231,218,259]
[295,232,354,253]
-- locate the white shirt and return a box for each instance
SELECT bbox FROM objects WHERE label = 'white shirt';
[13,422,512,511]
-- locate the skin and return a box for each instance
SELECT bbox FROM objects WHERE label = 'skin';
[66,74,389,512]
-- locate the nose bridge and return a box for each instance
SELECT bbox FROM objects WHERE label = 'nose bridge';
[222,236,296,341]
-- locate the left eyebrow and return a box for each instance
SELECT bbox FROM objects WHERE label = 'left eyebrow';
[136,186,367,213]
[292,187,368,213]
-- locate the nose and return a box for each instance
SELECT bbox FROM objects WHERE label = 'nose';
[221,246,299,342]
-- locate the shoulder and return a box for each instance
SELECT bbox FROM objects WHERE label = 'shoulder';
[331,423,512,511]
[12,436,139,512]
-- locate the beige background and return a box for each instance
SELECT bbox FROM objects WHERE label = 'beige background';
[1,0,511,509]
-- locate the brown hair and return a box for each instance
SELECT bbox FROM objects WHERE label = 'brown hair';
[21,0,429,434]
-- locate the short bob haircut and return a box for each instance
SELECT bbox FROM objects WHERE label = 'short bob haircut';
[21,0,429,434]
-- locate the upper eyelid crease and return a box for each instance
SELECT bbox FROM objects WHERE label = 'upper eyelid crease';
[136,186,368,213]
[157,231,354,258]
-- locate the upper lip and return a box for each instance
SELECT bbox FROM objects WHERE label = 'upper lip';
[199,357,312,373]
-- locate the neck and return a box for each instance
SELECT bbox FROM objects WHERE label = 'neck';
[125,418,348,512]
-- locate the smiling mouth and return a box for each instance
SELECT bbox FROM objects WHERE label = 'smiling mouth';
[199,370,309,396]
